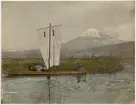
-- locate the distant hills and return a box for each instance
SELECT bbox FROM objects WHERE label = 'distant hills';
[2,28,134,59]
[71,41,134,59]
[2,49,42,59]
[2,41,134,59]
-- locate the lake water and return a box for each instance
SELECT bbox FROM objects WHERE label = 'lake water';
[2,63,134,104]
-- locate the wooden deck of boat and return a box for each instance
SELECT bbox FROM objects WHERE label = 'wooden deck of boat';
[6,71,87,77]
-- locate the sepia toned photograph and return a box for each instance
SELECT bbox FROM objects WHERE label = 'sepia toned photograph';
[1,1,135,104]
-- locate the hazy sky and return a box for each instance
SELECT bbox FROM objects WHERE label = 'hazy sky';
[2,1,135,51]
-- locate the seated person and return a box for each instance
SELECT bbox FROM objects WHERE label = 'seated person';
[35,65,43,72]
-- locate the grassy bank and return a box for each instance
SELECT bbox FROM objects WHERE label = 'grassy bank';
[2,57,125,74]
[50,57,124,73]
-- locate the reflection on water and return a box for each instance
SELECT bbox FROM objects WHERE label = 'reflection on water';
[2,64,134,104]
[2,75,87,104]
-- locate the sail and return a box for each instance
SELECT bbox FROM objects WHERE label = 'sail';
[52,27,61,66]
[37,26,61,69]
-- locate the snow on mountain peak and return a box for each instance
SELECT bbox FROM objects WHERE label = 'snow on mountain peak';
[81,28,100,38]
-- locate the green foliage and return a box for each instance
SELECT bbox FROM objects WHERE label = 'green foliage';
[2,57,124,73]
[53,57,124,73]
[2,59,44,71]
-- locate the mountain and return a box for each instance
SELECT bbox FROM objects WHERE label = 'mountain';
[61,28,124,58]
[72,41,134,58]
[2,42,134,59]
[81,28,101,37]
[2,28,133,59]
[2,49,42,59]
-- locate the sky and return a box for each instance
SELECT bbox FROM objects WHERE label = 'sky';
[2,1,135,51]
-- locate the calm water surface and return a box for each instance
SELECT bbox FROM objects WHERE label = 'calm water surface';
[2,63,134,104]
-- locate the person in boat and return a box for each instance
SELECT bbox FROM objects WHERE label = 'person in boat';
[76,63,84,72]
[76,63,81,72]
[35,65,43,72]
[41,64,48,72]
[35,64,48,72]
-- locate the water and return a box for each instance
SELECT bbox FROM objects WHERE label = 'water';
[2,63,134,104]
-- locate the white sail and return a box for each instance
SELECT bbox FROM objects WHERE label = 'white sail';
[52,27,61,66]
[37,25,61,69]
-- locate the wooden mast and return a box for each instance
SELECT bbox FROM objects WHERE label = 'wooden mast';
[48,23,51,104]
[52,29,55,66]
[48,23,51,71]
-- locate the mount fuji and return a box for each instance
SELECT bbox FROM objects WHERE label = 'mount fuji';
[80,28,101,38]
[3,28,130,59]
[61,28,124,58]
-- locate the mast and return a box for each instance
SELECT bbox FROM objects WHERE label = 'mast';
[52,29,55,66]
[48,23,51,70]
[48,23,51,104]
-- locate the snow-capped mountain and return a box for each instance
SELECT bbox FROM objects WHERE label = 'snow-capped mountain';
[80,28,100,38]
[61,28,124,58]
[2,28,132,59]
[80,28,120,39]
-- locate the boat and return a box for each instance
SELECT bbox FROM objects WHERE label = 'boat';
[37,23,86,104]
[36,23,86,76]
